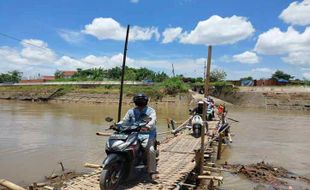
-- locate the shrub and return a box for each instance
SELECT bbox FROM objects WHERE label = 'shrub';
[160,77,189,95]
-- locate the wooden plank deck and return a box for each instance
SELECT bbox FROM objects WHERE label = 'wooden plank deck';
[62,121,218,190]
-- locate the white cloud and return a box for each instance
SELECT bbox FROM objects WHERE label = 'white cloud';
[130,0,139,3]
[21,39,56,63]
[233,51,259,64]
[0,46,28,65]
[279,0,310,26]
[58,30,84,44]
[179,15,255,45]
[255,27,310,66]
[251,67,274,73]
[282,51,310,66]
[162,27,183,44]
[82,17,160,41]
[303,72,310,79]
[0,38,211,78]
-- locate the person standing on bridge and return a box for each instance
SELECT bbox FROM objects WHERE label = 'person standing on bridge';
[118,93,158,180]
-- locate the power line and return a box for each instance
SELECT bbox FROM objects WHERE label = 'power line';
[0,31,90,64]
[0,32,52,52]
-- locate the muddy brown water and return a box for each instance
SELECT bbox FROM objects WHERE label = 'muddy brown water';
[0,100,310,189]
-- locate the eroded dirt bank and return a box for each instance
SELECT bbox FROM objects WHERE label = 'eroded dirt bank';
[214,86,310,111]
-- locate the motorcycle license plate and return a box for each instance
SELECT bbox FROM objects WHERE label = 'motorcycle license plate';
[110,134,128,140]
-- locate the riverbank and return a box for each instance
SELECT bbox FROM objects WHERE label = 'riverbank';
[1,85,310,111]
[0,85,191,104]
[213,86,310,111]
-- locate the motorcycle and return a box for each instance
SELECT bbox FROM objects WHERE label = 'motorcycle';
[100,117,155,190]
[191,114,203,138]
[207,107,214,121]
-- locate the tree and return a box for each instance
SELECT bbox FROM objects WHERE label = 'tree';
[54,70,64,79]
[210,69,227,82]
[240,76,253,81]
[271,70,294,81]
[154,72,168,82]
[0,70,22,83]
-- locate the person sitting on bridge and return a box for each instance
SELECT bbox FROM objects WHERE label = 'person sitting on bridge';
[118,93,159,180]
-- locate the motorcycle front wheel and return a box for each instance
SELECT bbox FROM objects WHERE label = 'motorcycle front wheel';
[99,162,124,190]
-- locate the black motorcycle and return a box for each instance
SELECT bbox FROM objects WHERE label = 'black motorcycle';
[100,117,155,190]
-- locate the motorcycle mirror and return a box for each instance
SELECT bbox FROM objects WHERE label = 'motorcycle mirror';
[105,117,114,122]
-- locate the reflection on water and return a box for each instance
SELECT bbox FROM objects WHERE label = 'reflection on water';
[0,100,189,185]
[221,107,310,189]
[0,100,310,189]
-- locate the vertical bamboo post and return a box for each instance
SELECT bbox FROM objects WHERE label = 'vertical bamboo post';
[217,134,222,160]
[117,25,130,122]
[200,46,212,175]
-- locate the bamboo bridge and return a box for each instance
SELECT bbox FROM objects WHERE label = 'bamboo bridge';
[62,119,228,190]
[0,117,231,190]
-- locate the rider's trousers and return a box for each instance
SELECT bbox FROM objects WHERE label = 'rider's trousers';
[141,137,157,174]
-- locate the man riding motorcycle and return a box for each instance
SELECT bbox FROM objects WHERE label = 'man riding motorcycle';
[117,93,158,180]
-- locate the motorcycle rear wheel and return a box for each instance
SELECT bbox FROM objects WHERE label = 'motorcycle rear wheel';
[99,162,123,190]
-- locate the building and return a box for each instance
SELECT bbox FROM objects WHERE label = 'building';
[256,79,278,86]
[62,71,77,78]
[42,76,55,81]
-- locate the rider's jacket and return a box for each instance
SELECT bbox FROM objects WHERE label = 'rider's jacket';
[118,106,157,139]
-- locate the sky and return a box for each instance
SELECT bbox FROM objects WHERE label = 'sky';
[0,0,310,80]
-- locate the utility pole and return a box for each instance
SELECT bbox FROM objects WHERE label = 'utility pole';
[200,45,212,175]
[172,63,175,77]
[118,25,130,122]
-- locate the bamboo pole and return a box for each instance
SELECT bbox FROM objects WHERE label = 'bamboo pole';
[203,166,233,172]
[96,132,112,136]
[197,175,223,181]
[217,134,222,160]
[200,46,212,175]
[117,25,130,122]
[0,179,26,190]
[84,163,102,169]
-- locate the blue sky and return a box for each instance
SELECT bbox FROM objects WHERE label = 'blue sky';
[0,0,310,79]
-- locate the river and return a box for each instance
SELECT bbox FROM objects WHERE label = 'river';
[0,100,309,189]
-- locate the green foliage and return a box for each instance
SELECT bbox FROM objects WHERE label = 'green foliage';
[210,69,227,82]
[195,77,203,83]
[53,66,169,82]
[160,77,189,95]
[271,70,294,81]
[240,76,253,81]
[0,70,22,83]
[304,79,310,86]
[210,81,232,87]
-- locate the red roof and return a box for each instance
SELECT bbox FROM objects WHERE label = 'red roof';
[42,76,55,80]
[62,71,77,77]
